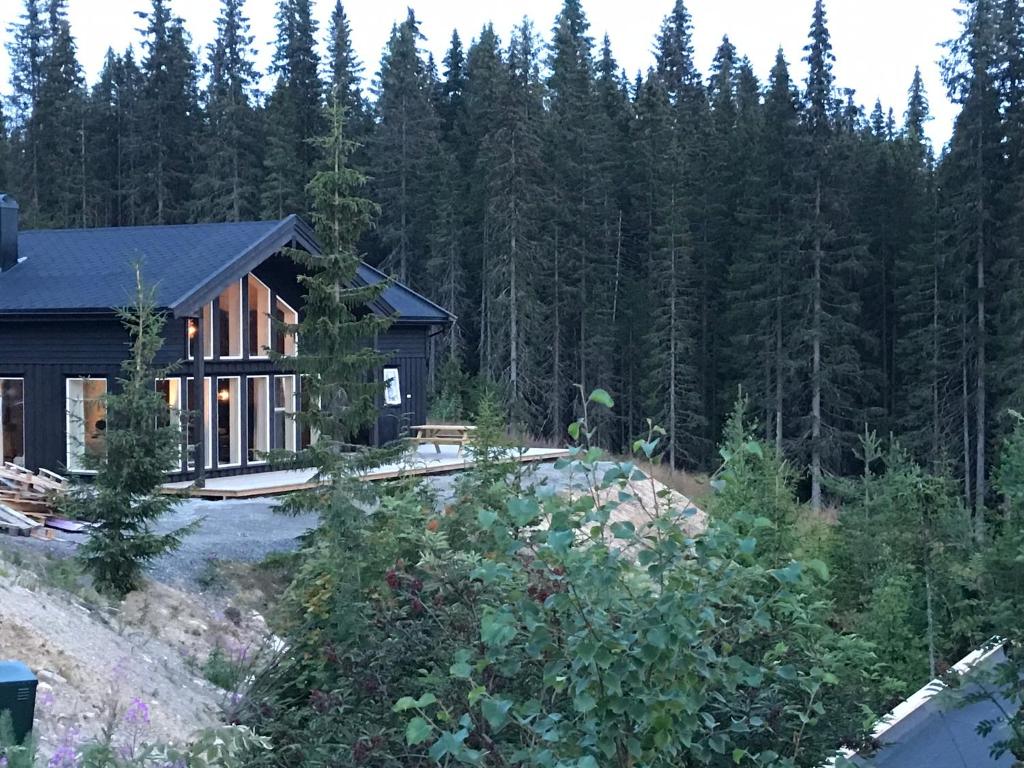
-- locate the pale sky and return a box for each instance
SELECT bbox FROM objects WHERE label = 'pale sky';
[0,0,961,148]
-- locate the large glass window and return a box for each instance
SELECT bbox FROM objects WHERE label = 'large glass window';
[217,280,243,358]
[66,378,107,472]
[186,304,213,360]
[273,296,298,357]
[0,379,25,467]
[274,375,296,452]
[248,276,272,358]
[156,378,183,471]
[185,377,212,470]
[216,377,241,467]
[247,376,270,463]
[299,377,319,450]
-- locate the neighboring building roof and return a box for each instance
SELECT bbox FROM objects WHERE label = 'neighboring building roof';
[0,215,453,324]
[844,641,1016,768]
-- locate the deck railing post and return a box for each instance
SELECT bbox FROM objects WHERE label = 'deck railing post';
[193,313,206,489]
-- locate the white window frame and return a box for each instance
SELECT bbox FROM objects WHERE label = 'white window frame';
[216,279,244,360]
[215,376,242,468]
[185,305,214,360]
[156,377,184,472]
[274,375,297,453]
[185,376,213,470]
[274,295,299,357]
[66,377,107,474]
[0,378,26,467]
[247,375,271,464]
[383,367,402,406]
[247,274,273,359]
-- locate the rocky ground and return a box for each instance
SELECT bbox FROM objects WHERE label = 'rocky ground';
[0,550,272,758]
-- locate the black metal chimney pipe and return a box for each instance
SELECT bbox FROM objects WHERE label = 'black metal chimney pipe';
[0,194,19,272]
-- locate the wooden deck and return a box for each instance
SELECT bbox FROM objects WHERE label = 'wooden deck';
[161,445,569,500]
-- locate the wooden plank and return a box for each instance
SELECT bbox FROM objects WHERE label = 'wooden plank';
[0,503,42,536]
[160,449,570,499]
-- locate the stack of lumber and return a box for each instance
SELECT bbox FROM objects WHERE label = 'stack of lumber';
[0,463,68,518]
[0,503,41,536]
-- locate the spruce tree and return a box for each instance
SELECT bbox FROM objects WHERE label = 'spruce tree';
[6,0,50,218]
[326,0,366,137]
[32,0,85,228]
[262,0,324,218]
[85,50,123,226]
[438,30,467,148]
[462,24,507,376]
[0,99,8,191]
[543,0,617,439]
[370,9,441,284]
[654,0,714,460]
[992,0,1024,484]
[138,0,199,224]
[941,0,1003,533]
[69,269,195,597]
[280,88,389,468]
[634,72,702,466]
[475,23,546,429]
[893,70,960,472]
[194,0,262,222]
[595,33,635,449]
[86,48,146,227]
[800,0,871,512]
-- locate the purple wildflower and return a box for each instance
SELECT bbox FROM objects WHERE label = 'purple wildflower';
[123,697,151,727]
[48,725,80,768]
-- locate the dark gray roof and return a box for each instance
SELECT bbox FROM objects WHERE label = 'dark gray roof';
[0,215,453,324]
[850,646,1016,768]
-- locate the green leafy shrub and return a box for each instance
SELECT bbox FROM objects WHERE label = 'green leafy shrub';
[241,392,885,767]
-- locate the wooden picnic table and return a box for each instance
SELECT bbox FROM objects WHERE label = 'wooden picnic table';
[409,424,477,453]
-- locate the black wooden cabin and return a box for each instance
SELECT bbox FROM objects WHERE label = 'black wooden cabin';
[0,194,452,484]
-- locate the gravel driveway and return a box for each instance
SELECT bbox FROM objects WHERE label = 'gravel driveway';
[148,498,319,586]
[0,460,599,588]
[0,496,319,589]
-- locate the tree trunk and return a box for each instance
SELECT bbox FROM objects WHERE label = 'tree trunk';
[811,178,823,515]
[975,151,986,540]
[551,227,562,437]
[925,567,937,678]
[775,207,784,456]
[669,196,678,469]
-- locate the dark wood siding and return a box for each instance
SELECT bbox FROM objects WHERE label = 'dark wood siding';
[0,315,185,474]
[0,269,437,475]
[375,326,431,442]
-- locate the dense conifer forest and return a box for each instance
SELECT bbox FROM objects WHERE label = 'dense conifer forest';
[1,0,1022,520]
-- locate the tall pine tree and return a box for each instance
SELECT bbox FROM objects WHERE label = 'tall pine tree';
[262,0,324,219]
[194,0,262,222]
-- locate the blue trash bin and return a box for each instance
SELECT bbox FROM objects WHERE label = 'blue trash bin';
[0,661,37,745]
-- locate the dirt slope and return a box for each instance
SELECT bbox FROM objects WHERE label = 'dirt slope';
[0,552,268,758]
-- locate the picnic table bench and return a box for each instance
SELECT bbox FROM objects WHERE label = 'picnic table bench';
[409,424,477,453]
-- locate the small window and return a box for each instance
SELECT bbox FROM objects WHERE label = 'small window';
[217,280,243,358]
[273,296,298,357]
[274,375,297,452]
[185,377,213,470]
[67,378,107,472]
[216,377,241,467]
[247,275,272,357]
[383,367,402,406]
[156,377,184,471]
[0,378,25,467]
[247,376,270,463]
[299,376,320,449]
[186,305,213,360]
